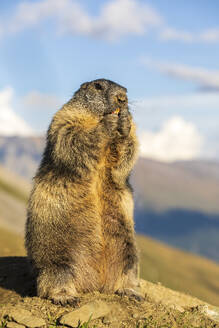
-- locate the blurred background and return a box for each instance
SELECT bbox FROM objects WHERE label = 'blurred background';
[0,0,219,306]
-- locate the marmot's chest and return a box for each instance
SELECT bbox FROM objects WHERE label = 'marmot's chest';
[95,167,133,221]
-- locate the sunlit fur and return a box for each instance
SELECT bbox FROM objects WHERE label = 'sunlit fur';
[25,79,139,305]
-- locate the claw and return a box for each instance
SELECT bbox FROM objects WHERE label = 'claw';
[116,288,144,302]
[51,296,80,307]
[67,297,80,307]
[130,293,145,302]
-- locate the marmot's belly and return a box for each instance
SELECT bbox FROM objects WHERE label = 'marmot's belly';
[76,189,134,293]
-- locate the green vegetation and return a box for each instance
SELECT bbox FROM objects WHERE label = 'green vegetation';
[0,320,6,328]
[77,315,96,328]
[47,312,59,327]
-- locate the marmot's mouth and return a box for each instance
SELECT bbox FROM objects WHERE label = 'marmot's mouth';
[103,107,121,116]
[112,108,120,115]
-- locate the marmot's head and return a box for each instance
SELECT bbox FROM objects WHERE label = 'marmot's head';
[73,79,129,116]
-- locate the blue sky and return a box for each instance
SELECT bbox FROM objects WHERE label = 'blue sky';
[0,0,219,161]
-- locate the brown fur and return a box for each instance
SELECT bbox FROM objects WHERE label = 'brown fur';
[25,79,140,305]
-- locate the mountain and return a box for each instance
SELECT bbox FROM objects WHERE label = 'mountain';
[0,135,45,179]
[131,158,219,262]
[0,135,219,261]
[132,157,219,213]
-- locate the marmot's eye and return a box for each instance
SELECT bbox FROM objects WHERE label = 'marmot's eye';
[94,82,103,90]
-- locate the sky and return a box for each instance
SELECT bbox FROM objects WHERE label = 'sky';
[0,0,219,161]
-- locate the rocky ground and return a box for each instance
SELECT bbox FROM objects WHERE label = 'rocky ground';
[0,257,219,328]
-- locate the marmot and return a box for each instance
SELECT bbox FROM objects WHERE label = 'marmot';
[25,79,140,305]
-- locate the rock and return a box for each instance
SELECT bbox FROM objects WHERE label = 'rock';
[7,322,25,328]
[6,309,46,328]
[59,300,113,327]
[169,304,185,313]
[109,324,119,328]
[102,316,111,324]
[200,305,219,323]
[132,313,139,319]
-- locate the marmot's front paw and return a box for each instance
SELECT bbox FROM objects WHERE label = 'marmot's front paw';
[118,111,131,137]
[101,114,118,137]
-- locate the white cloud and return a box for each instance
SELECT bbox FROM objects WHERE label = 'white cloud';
[92,0,162,40]
[142,59,219,91]
[200,28,219,42]
[139,116,203,162]
[133,92,219,111]
[1,0,92,36]
[131,91,219,161]
[159,26,219,43]
[159,64,219,91]
[0,0,162,40]
[1,0,219,43]
[160,27,195,42]
[0,87,34,136]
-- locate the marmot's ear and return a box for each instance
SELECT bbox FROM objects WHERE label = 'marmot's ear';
[80,82,89,90]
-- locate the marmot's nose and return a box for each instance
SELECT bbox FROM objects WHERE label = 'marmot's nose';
[115,93,127,104]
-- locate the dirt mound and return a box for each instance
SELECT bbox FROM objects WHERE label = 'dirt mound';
[0,256,219,327]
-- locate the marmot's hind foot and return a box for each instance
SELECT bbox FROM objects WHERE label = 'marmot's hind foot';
[115,288,144,302]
